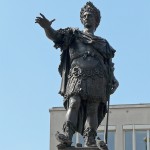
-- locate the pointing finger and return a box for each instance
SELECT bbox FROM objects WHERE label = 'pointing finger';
[40,13,45,19]
[50,19,56,23]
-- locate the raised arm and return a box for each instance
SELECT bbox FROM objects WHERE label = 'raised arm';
[35,13,61,42]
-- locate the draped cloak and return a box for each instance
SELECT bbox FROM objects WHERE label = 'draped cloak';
[53,27,116,135]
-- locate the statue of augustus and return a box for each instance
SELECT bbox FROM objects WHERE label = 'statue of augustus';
[36,1,119,148]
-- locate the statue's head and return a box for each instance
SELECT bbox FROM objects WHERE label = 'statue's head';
[80,2,101,30]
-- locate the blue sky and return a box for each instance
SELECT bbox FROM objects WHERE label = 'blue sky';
[0,0,150,150]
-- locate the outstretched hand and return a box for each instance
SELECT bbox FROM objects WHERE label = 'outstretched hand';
[35,13,55,29]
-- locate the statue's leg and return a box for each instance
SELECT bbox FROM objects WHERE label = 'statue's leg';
[84,101,99,147]
[63,95,81,141]
[85,102,99,129]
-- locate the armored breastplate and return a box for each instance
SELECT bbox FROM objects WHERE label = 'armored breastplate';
[69,48,108,79]
[71,52,99,68]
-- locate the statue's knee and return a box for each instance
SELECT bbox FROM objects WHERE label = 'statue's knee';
[69,96,81,110]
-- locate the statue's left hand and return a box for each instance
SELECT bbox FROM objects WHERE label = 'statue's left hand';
[110,79,119,94]
[35,13,55,29]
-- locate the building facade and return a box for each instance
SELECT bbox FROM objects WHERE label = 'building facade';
[49,104,150,150]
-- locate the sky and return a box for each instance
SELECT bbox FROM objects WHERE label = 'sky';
[0,0,150,150]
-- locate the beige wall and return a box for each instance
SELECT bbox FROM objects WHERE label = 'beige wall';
[49,104,150,150]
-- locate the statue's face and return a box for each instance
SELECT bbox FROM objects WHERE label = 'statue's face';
[82,11,96,29]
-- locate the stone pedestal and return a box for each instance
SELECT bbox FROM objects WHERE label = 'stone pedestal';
[58,147,99,150]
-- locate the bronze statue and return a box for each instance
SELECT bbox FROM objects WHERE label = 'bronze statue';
[35,1,119,149]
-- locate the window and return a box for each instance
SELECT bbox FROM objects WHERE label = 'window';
[124,125,150,150]
[135,130,147,150]
[97,130,115,150]
[107,131,115,150]
[72,132,84,147]
[97,125,116,150]
[97,131,104,140]
[125,130,132,150]
[71,133,76,146]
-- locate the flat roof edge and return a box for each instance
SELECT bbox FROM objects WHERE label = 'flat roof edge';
[49,103,150,112]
